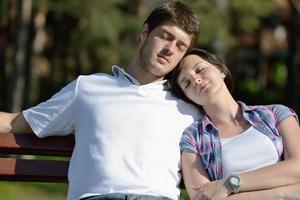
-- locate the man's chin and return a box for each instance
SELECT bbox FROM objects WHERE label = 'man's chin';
[152,70,171,78]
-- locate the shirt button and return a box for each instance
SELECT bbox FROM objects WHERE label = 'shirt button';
[205,124,213,132]
[138,88,147,96]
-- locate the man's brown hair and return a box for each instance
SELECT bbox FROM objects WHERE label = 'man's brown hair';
[143,1,200,47]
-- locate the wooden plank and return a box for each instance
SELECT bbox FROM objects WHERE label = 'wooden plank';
[0,158,69,182]
[0,133,74,156]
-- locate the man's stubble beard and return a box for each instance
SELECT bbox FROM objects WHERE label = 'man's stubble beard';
[138,37,170,79]
[139,38,153,75]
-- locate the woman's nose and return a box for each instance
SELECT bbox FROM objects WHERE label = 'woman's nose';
[192,77,201,86]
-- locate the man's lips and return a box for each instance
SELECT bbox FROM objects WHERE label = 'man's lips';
[158,55,170,63]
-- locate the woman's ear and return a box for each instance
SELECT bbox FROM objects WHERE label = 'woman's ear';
[138,23,149,44]
[221,72,226,79]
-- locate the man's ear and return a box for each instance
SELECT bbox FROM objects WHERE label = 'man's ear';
[138,23,149,44]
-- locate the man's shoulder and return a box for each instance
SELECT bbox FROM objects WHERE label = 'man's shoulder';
[168,94,203,118]
[76,72,118,85]
[78,72,113,80]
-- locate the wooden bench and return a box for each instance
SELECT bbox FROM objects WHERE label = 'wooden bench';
[0,133,75,183]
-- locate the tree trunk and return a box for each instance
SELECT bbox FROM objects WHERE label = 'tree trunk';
[285,14,299,111]
[9,0,32,112]
[27,0,48,107]
[214,0,228,61]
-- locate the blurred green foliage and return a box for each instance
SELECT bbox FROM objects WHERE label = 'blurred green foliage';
[0,0,299,198]
[1,0,287,110]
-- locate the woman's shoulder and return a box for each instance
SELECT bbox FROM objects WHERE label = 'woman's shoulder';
[252,104,293,115]
[239,101,290,113]
[240,101,298,122]
[182,114,210,136]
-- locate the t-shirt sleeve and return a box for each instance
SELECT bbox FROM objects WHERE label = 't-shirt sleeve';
[22,79,78,138]
[270,104,299,127]
[180,122,199,155]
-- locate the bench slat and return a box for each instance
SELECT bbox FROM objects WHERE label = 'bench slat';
[0,133,73,183]
[0,158,69,182]
[0,133,74,156]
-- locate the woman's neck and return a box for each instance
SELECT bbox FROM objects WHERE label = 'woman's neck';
[203,93,241,127]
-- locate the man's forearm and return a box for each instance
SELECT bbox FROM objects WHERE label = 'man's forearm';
[0,112,33,133]
[0,112,18,133]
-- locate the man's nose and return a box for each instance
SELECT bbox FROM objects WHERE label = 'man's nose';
[164,41,176,54]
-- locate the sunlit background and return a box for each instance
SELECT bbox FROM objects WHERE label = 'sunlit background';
[0,0,300,199]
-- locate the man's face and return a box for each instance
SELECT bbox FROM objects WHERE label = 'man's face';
[139,22,193,79]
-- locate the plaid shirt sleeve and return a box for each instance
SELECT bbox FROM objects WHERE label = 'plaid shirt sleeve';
[180,121,200,155]
[268,104,299,127]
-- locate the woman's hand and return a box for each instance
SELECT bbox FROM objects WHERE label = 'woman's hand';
[192,179,232,200]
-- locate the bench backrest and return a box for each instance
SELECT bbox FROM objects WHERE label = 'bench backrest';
[0,133,75,183]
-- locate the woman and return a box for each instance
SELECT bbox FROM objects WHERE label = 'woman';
[170,49,300,200]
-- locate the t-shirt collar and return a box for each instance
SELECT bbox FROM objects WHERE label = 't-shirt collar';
[112,65,169,89]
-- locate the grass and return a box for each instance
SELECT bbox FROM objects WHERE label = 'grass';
[0,182,67,200]
[0,182,190,200]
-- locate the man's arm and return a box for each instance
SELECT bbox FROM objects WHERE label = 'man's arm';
[0,112,33,133]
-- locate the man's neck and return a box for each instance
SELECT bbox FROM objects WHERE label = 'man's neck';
[126,60,164,85]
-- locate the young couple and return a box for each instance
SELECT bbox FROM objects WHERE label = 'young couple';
[0,1,299,200]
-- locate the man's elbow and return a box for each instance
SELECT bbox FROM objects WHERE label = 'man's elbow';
[11,112,33,134]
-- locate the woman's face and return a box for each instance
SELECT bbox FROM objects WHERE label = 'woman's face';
[176,54,226,105]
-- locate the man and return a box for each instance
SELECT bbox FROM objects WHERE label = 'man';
[0,1,201,200]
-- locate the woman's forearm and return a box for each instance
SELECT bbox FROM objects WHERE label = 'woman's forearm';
[224,188,283,200]
[225,182,300,200]
[237,159,300,192]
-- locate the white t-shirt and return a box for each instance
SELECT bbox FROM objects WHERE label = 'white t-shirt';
[23,65,201,200]
[221,126,280,176]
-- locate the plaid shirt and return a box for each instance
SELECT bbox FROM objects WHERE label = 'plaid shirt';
[180,101,298,181]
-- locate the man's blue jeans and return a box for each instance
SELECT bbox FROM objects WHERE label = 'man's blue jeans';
[81,193,173,200]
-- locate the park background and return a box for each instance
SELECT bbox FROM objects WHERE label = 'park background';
[0,0,300,199]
